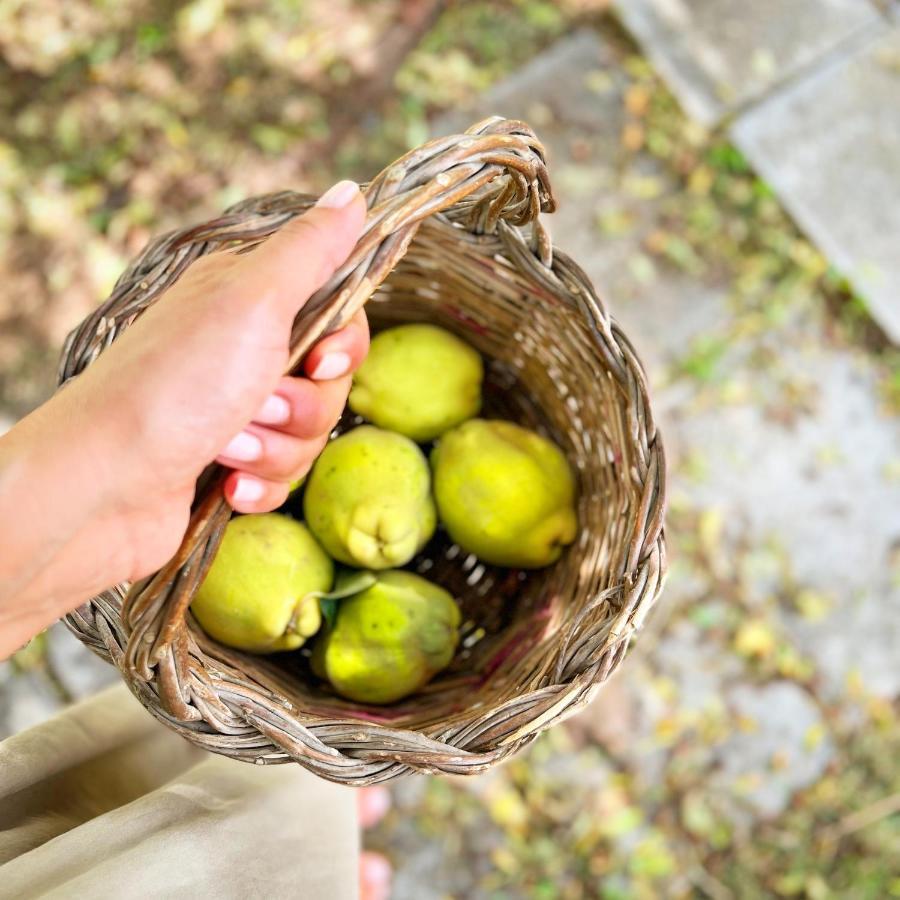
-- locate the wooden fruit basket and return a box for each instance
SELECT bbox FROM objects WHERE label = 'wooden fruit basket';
[58,117,667,785]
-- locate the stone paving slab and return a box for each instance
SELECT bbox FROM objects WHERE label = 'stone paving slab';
[732,26,900,343]
[614,0,884,125]
[436,29,630,152]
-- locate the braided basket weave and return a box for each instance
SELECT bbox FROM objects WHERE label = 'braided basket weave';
[58,118,666,785]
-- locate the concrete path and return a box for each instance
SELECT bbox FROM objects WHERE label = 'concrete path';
[616,0,900,342]
[614,0,884,126]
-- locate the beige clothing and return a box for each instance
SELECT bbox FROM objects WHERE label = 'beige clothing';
[0,684,358,899]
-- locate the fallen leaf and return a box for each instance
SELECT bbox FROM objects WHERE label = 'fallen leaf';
[803,722,826,751]
[698,507,725,558]
[734,619,776,658]
[621,122,644,152]
[794,589,832,622]
[770,750,790,771]
[624,84,650,116]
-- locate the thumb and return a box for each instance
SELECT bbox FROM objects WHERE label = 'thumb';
[229,180,367,322]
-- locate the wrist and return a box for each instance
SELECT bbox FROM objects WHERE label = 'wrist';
[27,384,134,522]
[0,387,137,646]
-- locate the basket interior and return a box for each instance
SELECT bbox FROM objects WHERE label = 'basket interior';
[190,215,636,733]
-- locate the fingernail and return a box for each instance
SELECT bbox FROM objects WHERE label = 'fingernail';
[315,180,360,210]
[255,393,291,426]
[311,351,351,380]
[221,431,263,462]
[231,475,265,503]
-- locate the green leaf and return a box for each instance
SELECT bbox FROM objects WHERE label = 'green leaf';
[319,597,338,629]
[331,570,378,599]
[250,124,291,155]
[678,335,729,383]
[311,571,377,629]
[629,833,676,878]
[600,806,642,838]
[689,602,723,630]
[707,143,749,174]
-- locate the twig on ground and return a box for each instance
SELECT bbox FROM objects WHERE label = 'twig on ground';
[825,790,900,841]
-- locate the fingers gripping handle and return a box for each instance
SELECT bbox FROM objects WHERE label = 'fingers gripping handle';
[285,117,554,370]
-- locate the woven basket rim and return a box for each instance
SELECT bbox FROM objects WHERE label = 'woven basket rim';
[59,118,667,784]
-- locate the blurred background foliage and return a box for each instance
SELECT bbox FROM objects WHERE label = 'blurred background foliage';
[1,0,895,417]
[0,0,600,416]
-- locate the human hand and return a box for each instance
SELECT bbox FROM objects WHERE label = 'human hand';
[0,181,368,655]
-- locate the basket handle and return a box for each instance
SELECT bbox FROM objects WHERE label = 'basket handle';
[119,116,555,719]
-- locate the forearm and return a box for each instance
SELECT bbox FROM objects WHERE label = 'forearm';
[0,187,367,660]
[0,390,129,657]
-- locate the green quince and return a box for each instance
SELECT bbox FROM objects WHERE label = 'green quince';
[349,323,483,441]
[313,570,460,704]
[304,425,436,569]
[431,419,578,568]
[191,513,332,652]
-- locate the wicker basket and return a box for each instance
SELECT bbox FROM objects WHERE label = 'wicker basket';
[58,118,666,785]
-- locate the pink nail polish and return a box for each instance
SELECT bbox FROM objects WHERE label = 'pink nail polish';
[315,180,360,209]
[255,393,291,426]
[311,351,351,380]
[221,431,263,462]
[232,476,265,503]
